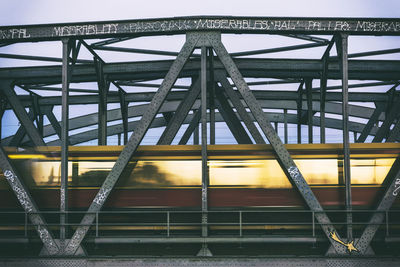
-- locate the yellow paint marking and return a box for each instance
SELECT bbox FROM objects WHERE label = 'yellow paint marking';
[329,230,359,253]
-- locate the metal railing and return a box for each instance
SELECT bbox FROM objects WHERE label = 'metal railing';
[0,209,399,240]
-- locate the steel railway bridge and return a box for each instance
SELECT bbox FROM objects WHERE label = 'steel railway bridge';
[1,16,400,266]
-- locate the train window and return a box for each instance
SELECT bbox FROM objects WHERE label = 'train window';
[209,159,339,187]
[209,160,291,188]
[3,152,396,188]
[350,158,394,184]
[126,160,201,187]
[296,159,339,185]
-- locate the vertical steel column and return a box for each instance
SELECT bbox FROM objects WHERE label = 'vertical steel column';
[208,48,215,145]
[306,79,313,144]
[95,58,108,146]
[194,124,199,144]
[117,88,128,145]
[60,38,70,247]
[0,98,5,144]
[320,37,334,144]
[200,46,208,238]
[320,56,328,144]
[336,33,352,240]
[297,82,304,144]
[284,109,288,144]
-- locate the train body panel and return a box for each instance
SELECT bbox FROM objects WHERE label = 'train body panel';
[0,187,392,210]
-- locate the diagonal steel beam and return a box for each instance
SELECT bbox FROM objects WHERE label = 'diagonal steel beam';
[373,95,400,143]
[356,157,400,254]
[157,78,200,145]
[208,31,347,254]
[215,86,252,144]
[42,106,62,141]
[357,102,386,143]
[0,146,59,255]
[1,81,45,147]
[178,110,201,145]
[63,33,200,256]
[9,108,35,147]
[215,73,265,144]
[387,118,400,142]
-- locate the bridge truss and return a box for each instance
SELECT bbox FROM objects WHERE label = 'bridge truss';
[0,16,400,259]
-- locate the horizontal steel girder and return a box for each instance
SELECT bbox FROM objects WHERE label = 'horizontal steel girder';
[1,100,383,146]
[1,58,399,84]
[9,90,394,110]
[0,16,400,43]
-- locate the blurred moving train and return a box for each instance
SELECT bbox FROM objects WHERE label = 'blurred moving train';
[1,143,399,210]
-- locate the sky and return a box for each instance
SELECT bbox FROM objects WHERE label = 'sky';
[1,0,399,145]
[1,0,400,26]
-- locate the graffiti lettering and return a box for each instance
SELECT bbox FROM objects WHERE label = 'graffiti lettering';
[0,28,30,39]
[53,23,118,37]
[393,178,400,196]
[93,188,110,205]
[3,170,33,212]
[1,18,400,40]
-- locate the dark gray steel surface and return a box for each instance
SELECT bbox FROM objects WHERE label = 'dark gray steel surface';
[357,103,385,143]
[179,109,201,145]
[63,32,200,255]
[1,82,45,147]
[0,146,59,255]
[2,257,400,267]
[60,39,70,247]
[94,58,109,146]
[8,108,34,147]
[216,73,265,144]
[2,58,400,84]
[215,86,252,144]
[373,90,400,143]
[208,31,346,254]
[157,78,200,145]
[200,46,209,238]
[305,78,313,144]
[356,158,400,254]
[1,16,400,42]
[336,33,352,240]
